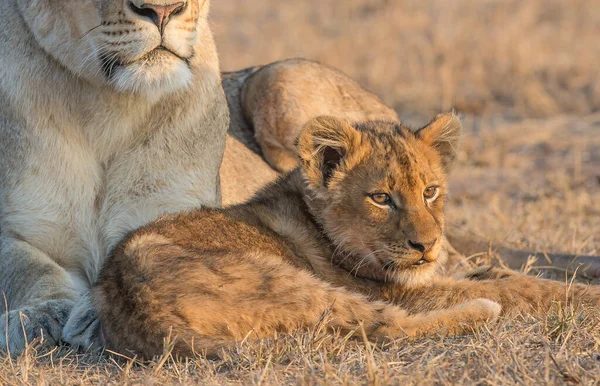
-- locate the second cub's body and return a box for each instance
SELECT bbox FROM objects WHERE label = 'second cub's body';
[94,115,600,358]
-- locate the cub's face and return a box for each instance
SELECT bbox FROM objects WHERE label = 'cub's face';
[18,0,209,95]
[298,114,462,287]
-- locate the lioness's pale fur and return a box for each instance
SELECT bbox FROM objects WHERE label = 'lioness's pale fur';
[0,0,228,353]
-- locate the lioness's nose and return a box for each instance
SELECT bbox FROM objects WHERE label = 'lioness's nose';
[129,2,186,32]
[407,238,437,253]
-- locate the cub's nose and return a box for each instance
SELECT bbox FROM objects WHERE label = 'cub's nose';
[407,238,437,253]
[129,1,186,32]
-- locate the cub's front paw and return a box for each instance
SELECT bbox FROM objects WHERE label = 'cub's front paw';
[459,298,502,321]
[62,291,103,352]
[464,265,518,281]
[0,299,74,354]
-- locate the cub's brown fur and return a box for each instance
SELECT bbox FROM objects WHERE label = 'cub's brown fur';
[220,58,600,278]
[96,115,599,359]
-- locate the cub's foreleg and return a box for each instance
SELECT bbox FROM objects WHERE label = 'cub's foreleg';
[94,236,500,359]
[383,267,600,316]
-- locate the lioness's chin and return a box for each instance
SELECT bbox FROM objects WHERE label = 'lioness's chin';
[111,57,192,96]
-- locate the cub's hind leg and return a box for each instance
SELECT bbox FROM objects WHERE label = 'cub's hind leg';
[94,237,500,359]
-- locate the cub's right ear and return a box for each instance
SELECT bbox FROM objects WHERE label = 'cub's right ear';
[296,116,360,189]
[416,113,463,173]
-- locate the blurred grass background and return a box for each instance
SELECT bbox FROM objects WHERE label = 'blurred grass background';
[212,0,600,121]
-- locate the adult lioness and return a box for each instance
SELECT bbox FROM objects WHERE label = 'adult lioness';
[0,0,228,353]
[93,115,599,359]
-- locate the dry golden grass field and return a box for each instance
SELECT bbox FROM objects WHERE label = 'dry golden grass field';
[2,0,599,384]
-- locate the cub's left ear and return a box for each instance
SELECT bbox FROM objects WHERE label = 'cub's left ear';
[416,113,462,172]
[296,116,361,189]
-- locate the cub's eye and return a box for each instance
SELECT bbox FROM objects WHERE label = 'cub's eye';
[370,193,392,206]
[423,186,439,200]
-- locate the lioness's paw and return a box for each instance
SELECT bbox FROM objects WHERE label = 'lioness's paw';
[0,299,74,354]
[62,291,103,352]
[464,265,518,281]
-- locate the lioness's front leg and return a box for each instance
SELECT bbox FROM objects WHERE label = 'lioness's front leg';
[0,238,79,353]
[62,89,229,348]
[382,270,600,316]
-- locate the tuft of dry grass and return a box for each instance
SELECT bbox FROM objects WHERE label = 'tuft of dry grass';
[2,1,599,384]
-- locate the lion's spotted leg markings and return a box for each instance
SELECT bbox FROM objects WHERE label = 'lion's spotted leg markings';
[62,291,103,352]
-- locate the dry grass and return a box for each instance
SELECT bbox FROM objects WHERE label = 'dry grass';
[450,113,600,259]
[2,308,599,384]
[2,0,599,384]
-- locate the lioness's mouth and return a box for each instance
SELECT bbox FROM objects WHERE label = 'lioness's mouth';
[100,46,189,79]
[151,46,188,61]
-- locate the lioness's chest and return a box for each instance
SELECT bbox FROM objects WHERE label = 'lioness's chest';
[3,116,147,287]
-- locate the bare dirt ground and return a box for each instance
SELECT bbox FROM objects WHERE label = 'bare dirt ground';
[2,0,599,384]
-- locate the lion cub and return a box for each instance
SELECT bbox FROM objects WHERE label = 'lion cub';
[93,114,599,358]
